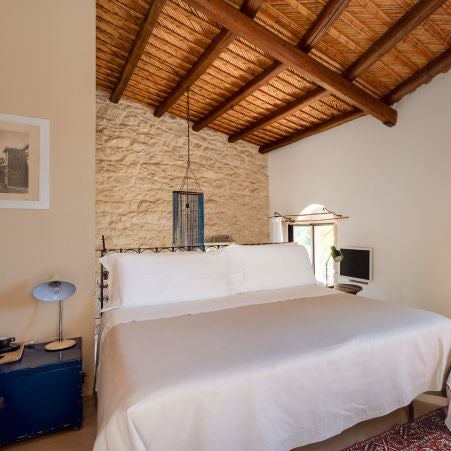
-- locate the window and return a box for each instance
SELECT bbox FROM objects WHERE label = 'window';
[287,204,337,285]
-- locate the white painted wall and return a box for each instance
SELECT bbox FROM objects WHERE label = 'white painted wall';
[269,74,451,318]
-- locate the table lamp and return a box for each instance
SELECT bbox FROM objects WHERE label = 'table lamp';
[32,279,76,351]
[325,246,344,288]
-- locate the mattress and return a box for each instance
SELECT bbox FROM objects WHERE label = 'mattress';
[94,285,451,451]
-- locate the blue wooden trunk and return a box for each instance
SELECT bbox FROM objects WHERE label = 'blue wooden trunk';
[0,337,83,446]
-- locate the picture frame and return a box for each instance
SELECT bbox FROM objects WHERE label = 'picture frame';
[0,113,50,209]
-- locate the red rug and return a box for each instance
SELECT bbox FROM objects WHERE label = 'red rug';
[342,407,451,451]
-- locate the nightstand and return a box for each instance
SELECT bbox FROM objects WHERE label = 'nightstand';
[0,337,83,446]
[333,283,363,295]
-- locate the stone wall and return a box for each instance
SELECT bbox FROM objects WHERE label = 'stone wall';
[96,90,269,249]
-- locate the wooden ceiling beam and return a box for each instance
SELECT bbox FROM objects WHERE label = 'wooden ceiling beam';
[193,61,285,131]
[229,87,329,143]
[193,0,351,132]
[153,0,263,118]
[259,48,451,154]
[110,0,166,104]
[259,110,365,154]
[299,0,351,53]
[384,47,451,105]
[189,0,397,127]
[343,0,448,80]
[230,0,446,144]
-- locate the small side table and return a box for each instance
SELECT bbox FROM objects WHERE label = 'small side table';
[333,283,363,295]
[0,337,83,446]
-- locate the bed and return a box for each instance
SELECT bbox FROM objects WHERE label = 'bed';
[94,243,451,451]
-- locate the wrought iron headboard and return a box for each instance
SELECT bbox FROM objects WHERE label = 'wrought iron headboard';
[97,235,229,310]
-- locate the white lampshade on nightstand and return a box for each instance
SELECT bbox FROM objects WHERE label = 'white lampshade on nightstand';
[32,280,76,351]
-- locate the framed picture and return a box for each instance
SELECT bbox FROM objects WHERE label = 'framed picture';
[0,113,49,209]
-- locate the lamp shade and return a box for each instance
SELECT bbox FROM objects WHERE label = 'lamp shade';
[32,280,76,302]
[270,215,284,243]
[330,246,344,262]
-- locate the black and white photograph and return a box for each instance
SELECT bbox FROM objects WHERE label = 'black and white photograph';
[0,129,30,194]
[0,113,49,209]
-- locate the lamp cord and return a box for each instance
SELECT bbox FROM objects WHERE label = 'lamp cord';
[187,89,190,193]
[179,88,201,193]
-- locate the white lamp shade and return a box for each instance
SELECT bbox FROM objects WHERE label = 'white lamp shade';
[32,280,76,302]
[270,216,284,243]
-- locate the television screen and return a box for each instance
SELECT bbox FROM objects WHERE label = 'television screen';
[339,248,371,281]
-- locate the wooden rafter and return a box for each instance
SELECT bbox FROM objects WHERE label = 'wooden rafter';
[259,48,451,154]
[299,0,351,52]
[189,0,397,127]
[192,61,285,132]
[384,47,451,105]
[192,0,351,132]
[259,110,365,154]
[110,0,166,104]
[229,87,329,143]
[153,0,263,118]
[229,0,447,144]
[343,0,448,79]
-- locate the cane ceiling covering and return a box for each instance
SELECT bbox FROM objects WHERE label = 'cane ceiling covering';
[96,0,451,151]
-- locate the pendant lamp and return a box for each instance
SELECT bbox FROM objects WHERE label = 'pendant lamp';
[172,89,204,247]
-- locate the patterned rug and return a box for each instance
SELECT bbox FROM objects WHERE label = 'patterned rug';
[343,407,451,451]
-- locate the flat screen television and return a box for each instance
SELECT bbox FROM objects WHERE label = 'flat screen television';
[339,247,372,283]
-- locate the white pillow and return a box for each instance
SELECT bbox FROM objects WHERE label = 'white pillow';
[224,243,315,292]
[100,249,241,308]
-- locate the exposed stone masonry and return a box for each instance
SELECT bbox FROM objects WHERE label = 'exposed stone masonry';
[96,90,269,249]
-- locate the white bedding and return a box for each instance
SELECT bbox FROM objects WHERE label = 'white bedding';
[94,285,451,451]
[99,284,333,341]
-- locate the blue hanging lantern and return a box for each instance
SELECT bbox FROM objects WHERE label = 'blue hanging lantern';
[173,190,204,247]
[173,89,204,247]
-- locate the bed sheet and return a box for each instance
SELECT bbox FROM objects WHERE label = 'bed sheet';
[99,284,334,341]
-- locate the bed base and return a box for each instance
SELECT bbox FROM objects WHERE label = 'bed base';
[408,402,414,422]
[408,387,448,422]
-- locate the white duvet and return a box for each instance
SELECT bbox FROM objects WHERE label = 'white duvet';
[94,285,451,451]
